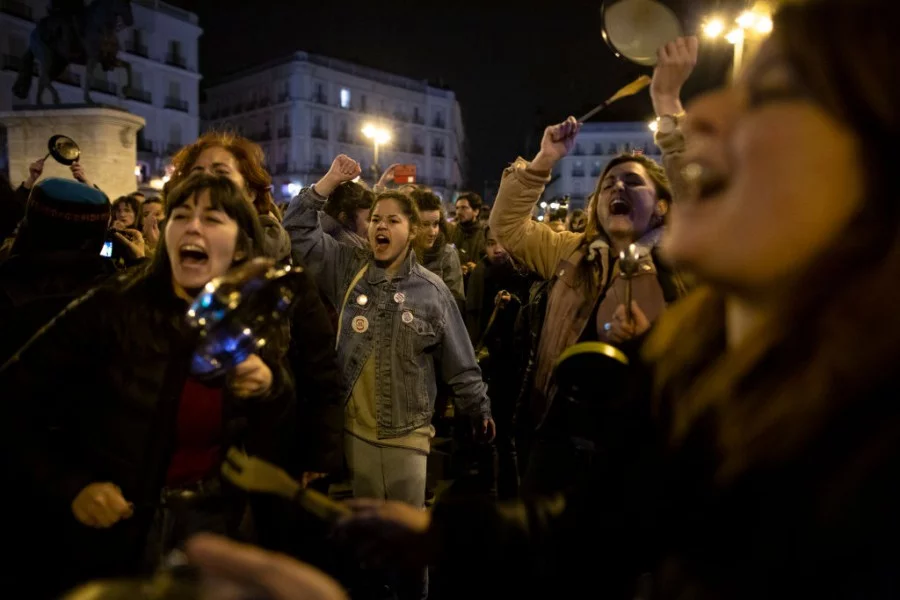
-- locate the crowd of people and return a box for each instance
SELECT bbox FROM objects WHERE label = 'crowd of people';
[1,0,899,597]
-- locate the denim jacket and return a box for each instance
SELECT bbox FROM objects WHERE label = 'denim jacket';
[284,187,491,439]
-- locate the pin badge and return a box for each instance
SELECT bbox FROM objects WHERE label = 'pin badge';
[356,294,368,306]
[401,310,414,324]
[393,292,405,304]
[352,316,369,333]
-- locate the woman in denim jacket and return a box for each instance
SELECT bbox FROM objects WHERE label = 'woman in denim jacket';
[284,154,494,508]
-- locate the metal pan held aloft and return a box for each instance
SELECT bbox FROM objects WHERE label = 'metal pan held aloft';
[46,134,81,165]
[601,0,683,66]
[186,257,306,379]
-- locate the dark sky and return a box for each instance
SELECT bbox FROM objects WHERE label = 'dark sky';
[174,0,740,191]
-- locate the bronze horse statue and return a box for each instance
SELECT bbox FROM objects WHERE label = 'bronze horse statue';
[12,0,134,106]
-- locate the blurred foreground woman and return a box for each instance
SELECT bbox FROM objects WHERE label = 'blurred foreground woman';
[340,1,900,598]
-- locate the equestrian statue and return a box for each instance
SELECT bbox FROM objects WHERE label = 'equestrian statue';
[12,0,134,106]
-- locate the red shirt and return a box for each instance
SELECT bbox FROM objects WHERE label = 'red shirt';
[165,378,223,487]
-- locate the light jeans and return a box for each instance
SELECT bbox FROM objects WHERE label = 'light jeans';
[344,434,428,507]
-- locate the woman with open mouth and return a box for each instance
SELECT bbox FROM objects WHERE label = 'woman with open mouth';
[285,154,493,514]
[0,173,312,594]
[489,74,691,495]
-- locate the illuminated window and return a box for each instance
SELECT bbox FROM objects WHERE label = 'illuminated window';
[340,88,351,109]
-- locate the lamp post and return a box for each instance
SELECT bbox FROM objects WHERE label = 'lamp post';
[362,123,391,182]
[702,9,773,81]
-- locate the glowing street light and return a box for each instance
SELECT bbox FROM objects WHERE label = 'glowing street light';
[361,123,391,178]
[648,119,659,133]
[703,8,773,81]
[703,18,725,39]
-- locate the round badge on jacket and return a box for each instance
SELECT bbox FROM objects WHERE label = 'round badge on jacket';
[356,294,368,306]
[352,315,369,333]
[393,292,406,304]
[401,310,414,324]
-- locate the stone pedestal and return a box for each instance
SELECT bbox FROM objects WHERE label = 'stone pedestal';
[0,106,145,201]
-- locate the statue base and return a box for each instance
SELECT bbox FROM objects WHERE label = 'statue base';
[0,106,145,201]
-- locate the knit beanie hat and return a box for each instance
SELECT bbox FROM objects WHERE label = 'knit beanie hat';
[11,178,111,256]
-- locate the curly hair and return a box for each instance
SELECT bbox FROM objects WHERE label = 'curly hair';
[111,194,143,231]
[168,131,278,218]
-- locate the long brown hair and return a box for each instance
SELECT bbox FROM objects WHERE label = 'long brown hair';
[644,0,900,480]
[168,131,278,217]
[371,190,425,258]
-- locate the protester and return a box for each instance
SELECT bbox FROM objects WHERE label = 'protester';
[141,196,165,256]
[320,180,373,249]
[0,179,117,365]
[464,224,536,499]
[449,192,486,276]
[0,174,305,596]
[490,104,688,493]
[1,156,96,243]
[341,4,900,597]
[285,154,494,507]
[566,208,586,233]
[168,131,291,262]
[410,187,464,302]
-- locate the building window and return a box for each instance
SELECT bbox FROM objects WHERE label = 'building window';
[340,88,351,109]
[168,80,181,99]
[360,94,368,112]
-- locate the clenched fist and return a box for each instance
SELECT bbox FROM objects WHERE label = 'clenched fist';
[315,154,362,197]
[72,482,133,528]
[531,117,581,172]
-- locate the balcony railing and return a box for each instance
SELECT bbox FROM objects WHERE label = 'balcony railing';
[125,41,149,58]
[410,144,425,155]
[90,78,117,95]
[412,115,425,125]
[165,53,187,69]
[0,0,33,21]
[590,167,602,177]
[393,112,409,122]
[166,143,182,155]
[278,127,291,138]
[311,128,328,140]
[125,87,152,104]
[259,97,271,108]
[593,145,605,156]
[312,93,328,105]
[431,148,445,158]
[432,119,446,129]
[337,132,351,144]
[165,96,189,112]
[571,169,585,177]
[572,145,584,156]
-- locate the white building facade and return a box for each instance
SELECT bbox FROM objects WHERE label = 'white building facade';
[544,122,661,209]
[201,52,466,202]
[0,0,202,184]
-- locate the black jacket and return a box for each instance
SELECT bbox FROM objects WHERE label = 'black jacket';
[0,250,117,365]
[0,270,297,588]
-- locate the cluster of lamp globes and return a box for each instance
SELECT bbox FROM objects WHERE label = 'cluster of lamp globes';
[645,9,774,134]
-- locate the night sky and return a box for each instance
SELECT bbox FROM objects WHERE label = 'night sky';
[174,0,742,192]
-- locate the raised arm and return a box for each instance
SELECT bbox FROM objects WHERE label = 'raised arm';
[489,119,584,280]
[650,37,699,205]
[283,154,363,305]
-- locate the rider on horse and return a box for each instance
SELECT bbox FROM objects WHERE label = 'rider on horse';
[47,0,85,58]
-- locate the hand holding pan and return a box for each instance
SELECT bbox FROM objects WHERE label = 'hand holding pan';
[578,0,683,122]
[46,134,81,165]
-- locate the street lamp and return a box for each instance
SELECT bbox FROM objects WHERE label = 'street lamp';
[362,123,391,180]
[702,8,773,81]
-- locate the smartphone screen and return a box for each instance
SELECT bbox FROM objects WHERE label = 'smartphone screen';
[100,240,113,257]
